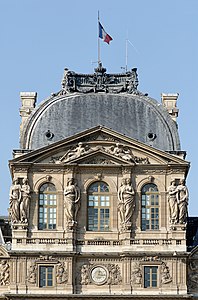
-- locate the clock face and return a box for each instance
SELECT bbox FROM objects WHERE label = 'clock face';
[91,266,107,285]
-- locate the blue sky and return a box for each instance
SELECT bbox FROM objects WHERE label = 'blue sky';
[0,0,197,216]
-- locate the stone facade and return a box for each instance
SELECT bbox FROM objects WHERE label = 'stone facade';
[0,67,196,299]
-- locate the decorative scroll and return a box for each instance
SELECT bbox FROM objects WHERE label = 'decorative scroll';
[53,63,141,95]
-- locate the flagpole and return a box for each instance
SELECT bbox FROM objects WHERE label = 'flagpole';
[126,38,128,73]
[98,11,101,66]
[125,30,128,73]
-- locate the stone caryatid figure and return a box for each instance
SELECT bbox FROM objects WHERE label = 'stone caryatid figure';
[167,179,178,224]
[168,179,189,225]
[64,178,80,229]
[118,178,135,231]
[20,178,31,223]
[0,260,10,285]
[9,178,21,223]
[9,177,31,224]
[177,179,189,224]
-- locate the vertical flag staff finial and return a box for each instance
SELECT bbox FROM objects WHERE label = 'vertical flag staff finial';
[98,11,113,67]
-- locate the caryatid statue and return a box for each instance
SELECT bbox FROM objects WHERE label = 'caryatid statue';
[64,178,81,229]
[20,178,31,223]
[167,179,178,224]
[9,177,31,224]
[177,179,189,224]
[118,178,135,230]
[9,178,21,223]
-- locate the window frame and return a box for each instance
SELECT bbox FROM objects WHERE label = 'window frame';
[38,183,57,230]
[141,183,159,231]
[87,181,110,232]
[144,265,158,288]
[39,265,54,288]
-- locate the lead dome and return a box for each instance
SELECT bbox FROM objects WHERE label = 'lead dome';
[19,65,180,151]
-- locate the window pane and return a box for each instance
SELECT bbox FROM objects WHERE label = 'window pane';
[144,266,158,288]
[87,181,110,231]
[141,184,159,231]
[39,183,57,230]
[39,266,54,287]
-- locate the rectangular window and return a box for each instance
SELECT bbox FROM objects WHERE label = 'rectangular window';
[88,182,110,231]
[141,187,159,231]
[39,266,54,287]
[144,266,158,288]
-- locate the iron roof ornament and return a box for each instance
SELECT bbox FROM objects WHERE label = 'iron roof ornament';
[54,63,142,96]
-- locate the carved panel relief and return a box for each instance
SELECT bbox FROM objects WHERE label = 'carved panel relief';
[0,260,10,285]
[79,263,122,286]
[56,262,68,284]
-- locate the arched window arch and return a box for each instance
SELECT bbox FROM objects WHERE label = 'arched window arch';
[141,183,159,231]
[87,181,110,231]
[38,183,57,230]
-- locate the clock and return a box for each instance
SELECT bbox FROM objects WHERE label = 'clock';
[91,266,108,285]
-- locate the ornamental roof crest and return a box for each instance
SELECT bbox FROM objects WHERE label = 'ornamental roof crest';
[53,63,142,95]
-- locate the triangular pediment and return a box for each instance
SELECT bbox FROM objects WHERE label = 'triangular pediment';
[10,126,189,168]
[0,245,9,258]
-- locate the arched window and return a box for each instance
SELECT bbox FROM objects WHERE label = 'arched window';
[141,183,159,231]
[87,181,110,231]
[38,183,57,230]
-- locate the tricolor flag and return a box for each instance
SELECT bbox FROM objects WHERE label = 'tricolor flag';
[99,22,113,44]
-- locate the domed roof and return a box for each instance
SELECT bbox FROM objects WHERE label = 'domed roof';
[20,67,180,152]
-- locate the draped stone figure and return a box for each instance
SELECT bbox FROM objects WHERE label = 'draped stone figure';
[118,178,135,230]
[20,178,31,223]
[64,178,80,228]
[56,262,68,284]
[9,178,21,223]
[177,179,189,224]
[167,179,178,224]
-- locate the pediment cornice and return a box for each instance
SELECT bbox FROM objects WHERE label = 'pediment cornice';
[10,126,189,170]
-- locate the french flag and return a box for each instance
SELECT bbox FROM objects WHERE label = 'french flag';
[99,22,113,44]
